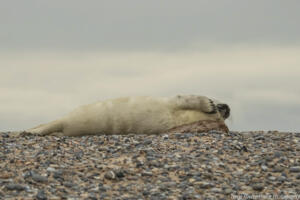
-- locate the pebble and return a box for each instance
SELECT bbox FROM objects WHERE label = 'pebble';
[5,183,26,191]
[142,171,153,176]
[268,176,276,181]
[162,134,169,140]
[1,130,299,199]
[143,139,152,145]
[261,165,268,171]
[289,166,300,173]
[32,174,48,182]
[115,169,125,178]
[273,151,282,158]
[224,188,232,195]
[210,188,222,193]
[64,181,76,188]
[46,167,56,172]
[277,176,287,182]
[195,181,214,189]
[104,171,116,180]
[36,190,47,200]
[252,184,264,191]
[272,166,284,172]
[53,170,63,179]
[0,173,12,179]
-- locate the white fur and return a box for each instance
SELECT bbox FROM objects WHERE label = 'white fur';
[26,95,226,136]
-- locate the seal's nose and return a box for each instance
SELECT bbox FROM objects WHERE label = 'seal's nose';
[217,104,230,119]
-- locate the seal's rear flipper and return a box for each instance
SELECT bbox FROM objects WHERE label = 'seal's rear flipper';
[26,120,64,136]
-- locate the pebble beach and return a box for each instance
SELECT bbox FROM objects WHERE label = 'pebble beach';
[0,130,299,200]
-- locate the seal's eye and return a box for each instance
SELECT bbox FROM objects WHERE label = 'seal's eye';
[217,104,230,119]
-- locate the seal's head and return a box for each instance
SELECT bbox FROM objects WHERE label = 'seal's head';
[217,103,230,120]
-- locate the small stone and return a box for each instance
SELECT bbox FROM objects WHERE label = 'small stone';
[255,136,265,140]
[281,172,287,177]
[162,134,169,140]
[272,166,284,172]
[278,157,287,163]
[181,193,192,200]
[46,167,56,172]
[224,188,232,195]
[273,151,282,158]
[290,166,300,173]
[5,184,26,191]
[240,185,251,191]
[195,181,214,189]
[261,165,268,171]
[265,156,273,162]
[53,170,63,179]
[88,194,97,200]
[63,181,76,188]
[277,176,287,182]
[232,184,241,191]
[23,170,34,179]
[32,174,48,182]
[143,139,152,145]
[115,169,125,178]
[210,188,222,193]
[98,183,111,192]
[141,171,153,176]
[296,174,300,179]
[252,184,264,191]
[36,190,47,200]
[135,160,144,168]
[104,171,116,180]
[143,190,150,196]
[0,173,12,179]
[268,176,276,181]
[74,151,83,159]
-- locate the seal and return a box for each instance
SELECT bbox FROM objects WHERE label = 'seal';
[25,95,230,136]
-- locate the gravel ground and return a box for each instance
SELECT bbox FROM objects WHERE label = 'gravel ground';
[0,130,300,200]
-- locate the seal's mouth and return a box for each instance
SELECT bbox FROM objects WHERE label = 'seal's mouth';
[217,104,230,119]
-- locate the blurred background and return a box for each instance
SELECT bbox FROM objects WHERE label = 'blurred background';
[1,0,299,131]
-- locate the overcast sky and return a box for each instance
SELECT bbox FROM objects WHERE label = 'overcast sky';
[1,0,300,132]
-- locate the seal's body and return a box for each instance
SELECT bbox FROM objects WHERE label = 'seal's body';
[26,95,230,136]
